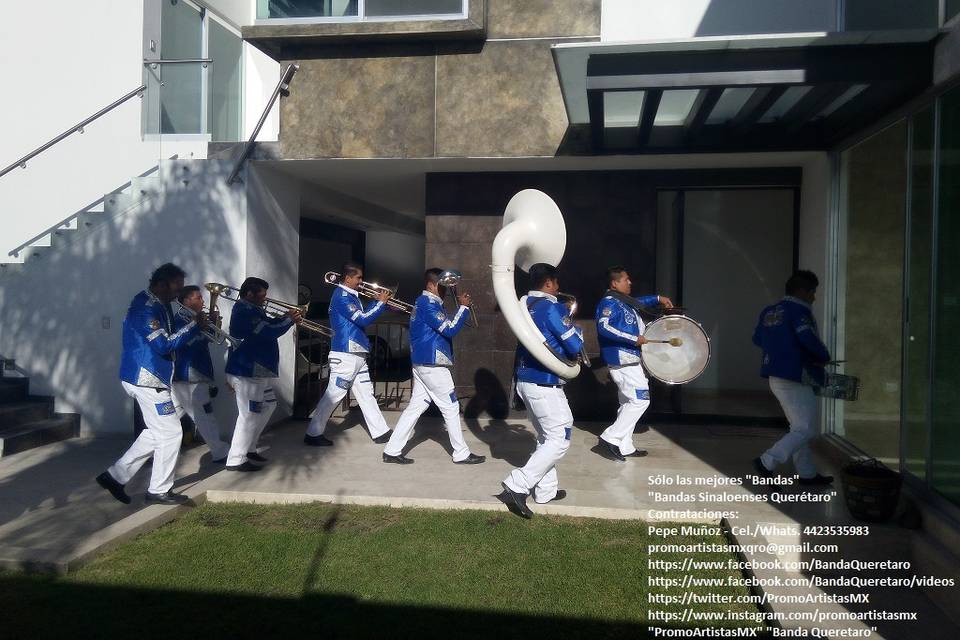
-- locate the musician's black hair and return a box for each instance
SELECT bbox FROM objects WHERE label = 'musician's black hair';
[149,262,186,287]
[239,277,269,298]
[178,285,202,303]
[606,265,628,287]
[785,270,819,295]
[342,262,363,278]
[424,268,443,286]
[529,263,559,290]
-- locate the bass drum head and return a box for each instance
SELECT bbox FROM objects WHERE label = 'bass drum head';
[641,315,711,384]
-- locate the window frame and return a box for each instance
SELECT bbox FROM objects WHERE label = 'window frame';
[254,0,469,25]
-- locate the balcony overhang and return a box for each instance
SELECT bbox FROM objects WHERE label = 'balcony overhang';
[553,31,938,154]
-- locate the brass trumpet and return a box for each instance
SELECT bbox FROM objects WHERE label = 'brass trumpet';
[205,282,334,338]
[438,269,479,328]
[174,304,239,349]
[323,271,414,314]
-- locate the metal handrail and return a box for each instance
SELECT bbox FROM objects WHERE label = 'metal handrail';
[0,85,147,180]
[227,62,299,185]
[143,58,212,66]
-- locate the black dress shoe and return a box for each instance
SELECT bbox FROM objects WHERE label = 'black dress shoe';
[382,453,414,465]
[549,489,567,502]
[454,453,486,465]
[497,482,533,519]
[798,473,834,486]
[246,451,268,463]
[753,457,775,478]
[95,471,131,504]
[625,449,648,458]
[372,431,393,444]
[304,434,333,447]
[145,491,190,505]
[596,438,626,463]
[226,461,262,472]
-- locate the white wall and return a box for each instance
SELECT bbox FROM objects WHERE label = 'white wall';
[601,0,837,41]
[0,0,278,264]
[0,159,248,436]
[245,164,301,418]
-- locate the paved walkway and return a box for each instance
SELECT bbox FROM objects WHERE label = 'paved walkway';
[0,413,956,638]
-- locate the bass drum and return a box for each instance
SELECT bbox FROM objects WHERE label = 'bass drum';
[641,315,711,384]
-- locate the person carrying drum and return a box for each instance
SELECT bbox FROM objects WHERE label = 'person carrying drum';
[751,270,834,486]
[595,266,673,462]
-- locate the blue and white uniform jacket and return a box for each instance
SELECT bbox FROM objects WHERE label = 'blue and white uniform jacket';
[752,296,830,386]
[329,284,385,354]
[172,308,215,384]
[596,294,660,366]
[409,291,469,367]
[515,291,584,386]
[119,290,199,389]
[225,299,294,378]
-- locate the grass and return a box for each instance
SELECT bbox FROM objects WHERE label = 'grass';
[2,503,766,639]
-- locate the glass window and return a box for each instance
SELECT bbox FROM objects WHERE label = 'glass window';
[931,86,960,504]
[257,0,465,20]
[259,0,358,19]
[844,0,939,30]
[365,0,464,17]
[903,107,936,479]
[209,20,242,142]
[835,121,908,466]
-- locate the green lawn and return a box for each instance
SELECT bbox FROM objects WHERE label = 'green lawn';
[3,503,766,639]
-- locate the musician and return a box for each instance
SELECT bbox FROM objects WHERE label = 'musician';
[304,263,392,446]
[595,266,673,462]
[382,268,485,465]
[95,263,205,505]
[224,277,301,472]
[751,270,833,486]
[170,285,230,462]
[498,263,583,519]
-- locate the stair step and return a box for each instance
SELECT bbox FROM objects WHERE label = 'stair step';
[23,246,51,264]
[0,400,53,428]
[0,414,80,457]
[0,379,29,404]
[103,192,133,216]
[132,175,161,198]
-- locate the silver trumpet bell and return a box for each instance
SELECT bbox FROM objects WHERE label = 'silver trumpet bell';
[438,269,479,328]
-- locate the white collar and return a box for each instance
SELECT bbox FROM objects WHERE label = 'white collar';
[527,290,558,302]
[783,295,812,310]
[423,290,443,303]
[338,284,360,296]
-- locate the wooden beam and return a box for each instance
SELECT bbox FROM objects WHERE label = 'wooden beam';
[637,89,662,147]
[730,86,786,129]
[683,88,724,140]
[587,89,605,152]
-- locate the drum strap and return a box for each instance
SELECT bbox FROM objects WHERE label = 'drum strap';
[605,290,650,314]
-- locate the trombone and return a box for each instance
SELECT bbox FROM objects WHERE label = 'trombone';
[175,304,240,349]
[205,282,334,338]
[438,269,479,328]
[323,271,414,314]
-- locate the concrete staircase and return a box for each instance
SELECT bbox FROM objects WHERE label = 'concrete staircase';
[0,171,162,272]
[0,365,80,457]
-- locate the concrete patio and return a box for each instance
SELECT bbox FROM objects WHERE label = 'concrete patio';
[1,412,957,638]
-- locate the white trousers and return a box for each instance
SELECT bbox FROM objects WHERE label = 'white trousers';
[761,376,819,478]
[600,364,650,455]
[109,382,183,495]
[225,375,277,467]
[504,382,573,504]
[384,366,471,461]
[171,381,229,460]
[306,352,389,439]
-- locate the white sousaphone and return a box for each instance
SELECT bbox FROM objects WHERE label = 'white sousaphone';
[491,189,580,380]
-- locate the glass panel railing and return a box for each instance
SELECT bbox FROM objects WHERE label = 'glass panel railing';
[209,20,243,143]
[0,89,161,263]
[365,0,465,17]
[143,60,219,139]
